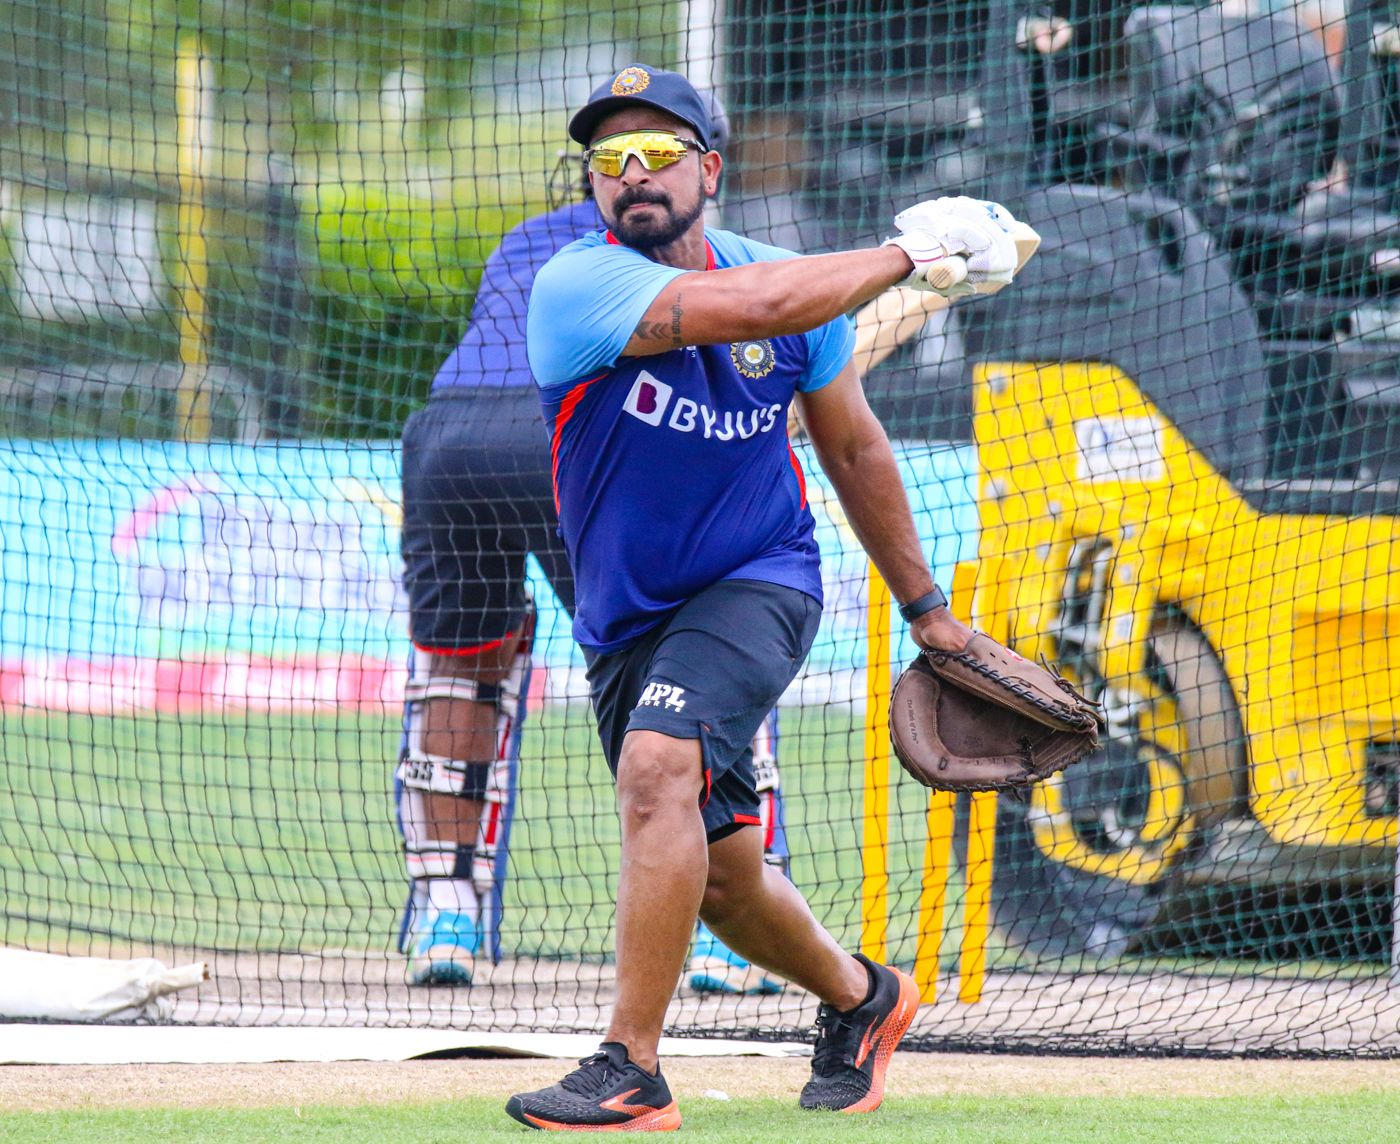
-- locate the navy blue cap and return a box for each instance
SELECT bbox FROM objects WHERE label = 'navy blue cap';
[569,64,716,150]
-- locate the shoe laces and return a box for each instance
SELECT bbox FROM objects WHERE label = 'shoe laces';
[559,1050,625,1097]
[811,1004,858,1074]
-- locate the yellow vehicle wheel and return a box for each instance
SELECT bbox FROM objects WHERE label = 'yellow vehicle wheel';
[990,621,1247,959]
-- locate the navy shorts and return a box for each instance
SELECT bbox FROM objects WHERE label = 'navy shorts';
[584,579,820,843]
[400,388,575,652]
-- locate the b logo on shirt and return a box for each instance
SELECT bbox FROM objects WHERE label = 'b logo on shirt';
[623,372,673,425]
[623,370,784,440]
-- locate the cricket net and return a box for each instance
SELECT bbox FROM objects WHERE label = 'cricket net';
[2,1,1400,1055]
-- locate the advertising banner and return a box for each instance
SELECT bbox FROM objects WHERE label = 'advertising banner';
[0,439,976,712]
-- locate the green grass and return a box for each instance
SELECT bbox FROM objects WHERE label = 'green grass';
[0,706,978,968]
[0,710,407,952]
[1,707,1388,979]
[4,1093,1399,1143]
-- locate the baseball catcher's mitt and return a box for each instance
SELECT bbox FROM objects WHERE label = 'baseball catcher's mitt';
[890,633,1103,792]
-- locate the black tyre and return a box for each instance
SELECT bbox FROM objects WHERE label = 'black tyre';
[990,621,1246,961]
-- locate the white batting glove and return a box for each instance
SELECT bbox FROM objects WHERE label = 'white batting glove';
[884,203,1019,296]
[917,195,1018,225]
[881,227,976,296]
[901,196,1021,238]
[907,197,1036,293]
[893,199,1019,293]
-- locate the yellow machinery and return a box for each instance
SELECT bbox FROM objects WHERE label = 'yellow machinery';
[971,359,1400,959]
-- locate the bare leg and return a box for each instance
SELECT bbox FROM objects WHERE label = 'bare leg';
[700,827,867,1010]
[604,730,709,1073]
[689,709,788,997]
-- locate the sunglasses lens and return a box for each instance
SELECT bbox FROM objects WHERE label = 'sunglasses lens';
[588,149,624,176]
[588,133,690,176]
[638,140,686,166]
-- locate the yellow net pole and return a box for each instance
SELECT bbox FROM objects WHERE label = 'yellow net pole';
[861,562,892,962]
[919,561,983,1003]
[916,789,957,1003]
[174,36,212,442]
[959,789,997,1003]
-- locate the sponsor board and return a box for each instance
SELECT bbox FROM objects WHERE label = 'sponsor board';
[0,439,976,711]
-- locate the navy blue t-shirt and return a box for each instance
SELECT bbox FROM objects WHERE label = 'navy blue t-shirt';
[432,200,604,390]
[526,228,855,653]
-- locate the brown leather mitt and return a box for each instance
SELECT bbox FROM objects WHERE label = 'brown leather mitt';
[889,634,1103,792]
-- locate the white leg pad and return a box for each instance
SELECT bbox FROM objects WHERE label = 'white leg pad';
[751,710,785,869]
[399,785,458,880]
[397,674,488,797]
[471,648,530,895]
[752,717,779,794]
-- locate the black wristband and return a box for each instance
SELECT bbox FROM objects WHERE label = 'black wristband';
[898,585,948,623]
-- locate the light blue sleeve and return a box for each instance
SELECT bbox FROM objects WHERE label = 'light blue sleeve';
[797,312,857,393]
[705,227,853,393]
[526,243,688,387]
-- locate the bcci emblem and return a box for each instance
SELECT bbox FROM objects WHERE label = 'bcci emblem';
[611,67,652,96]
[730,339,776,379]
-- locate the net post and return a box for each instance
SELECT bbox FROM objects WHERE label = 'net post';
[680,0,725,91]
[959,789,996,1004]
[950,561,978,625]
[174,35,212,442]
[917,561,982,1003]
[1392,816,1400,983]
[861,562,892,963]
[917,789,957,1003]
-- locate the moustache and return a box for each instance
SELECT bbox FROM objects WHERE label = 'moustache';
[615,190,671,212]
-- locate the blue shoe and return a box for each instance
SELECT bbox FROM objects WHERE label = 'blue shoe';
[687,923,784,995]
[407,908,479,986]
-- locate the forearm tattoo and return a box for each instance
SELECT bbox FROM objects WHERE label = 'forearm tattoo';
[633,292,685,348]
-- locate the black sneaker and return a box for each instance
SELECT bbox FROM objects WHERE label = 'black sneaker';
[505,1042,681,1131]
[800,954,920,1112]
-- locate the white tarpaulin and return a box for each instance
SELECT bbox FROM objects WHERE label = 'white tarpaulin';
[0,948,207,1022]
[0,1026,811,1065]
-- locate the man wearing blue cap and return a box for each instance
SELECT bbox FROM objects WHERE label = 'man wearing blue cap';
[393,90,790,997]
[506,64,1021,1130]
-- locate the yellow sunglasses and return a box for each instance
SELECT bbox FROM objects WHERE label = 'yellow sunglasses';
[584,131,705,177]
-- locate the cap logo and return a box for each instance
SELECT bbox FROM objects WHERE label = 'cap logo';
[611,67,651,96]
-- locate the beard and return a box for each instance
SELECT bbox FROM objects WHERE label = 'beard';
[604,174,706,251]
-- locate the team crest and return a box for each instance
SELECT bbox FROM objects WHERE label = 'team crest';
[611,67,651,96]
[730,339,776,378]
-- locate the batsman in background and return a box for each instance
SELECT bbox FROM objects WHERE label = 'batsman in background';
[507,64,1026,1130]
[394,92,788,994]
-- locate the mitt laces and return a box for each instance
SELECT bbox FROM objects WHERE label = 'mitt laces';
[927,644,1102,728]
